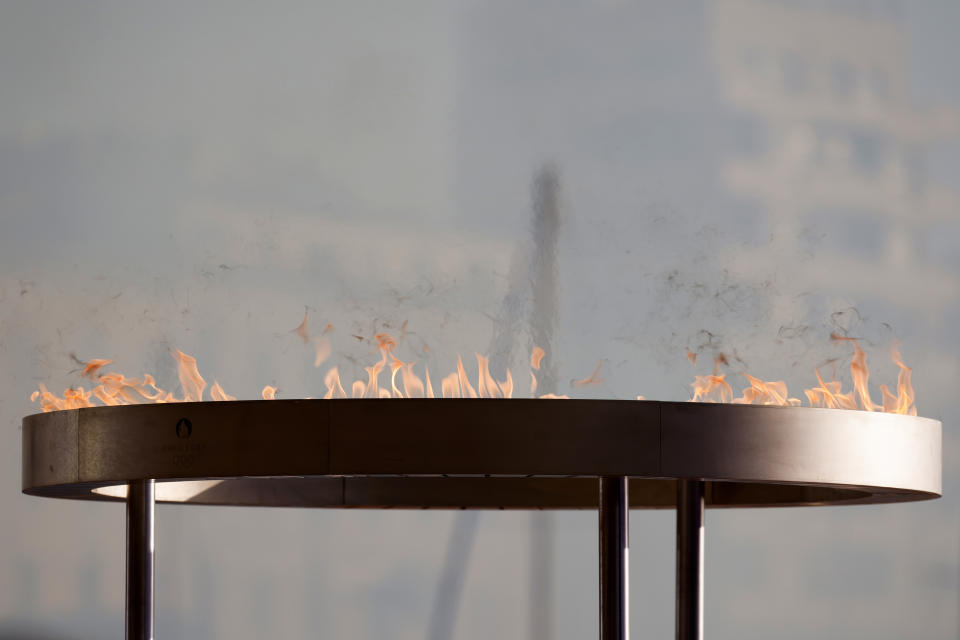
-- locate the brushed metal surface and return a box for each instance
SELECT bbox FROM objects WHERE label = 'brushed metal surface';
[126,479,154,640]
[22,409,79,488]
[661,403,941,495]
[676,480,704,640]
[599,477,629,640]
[75,401,330,482]
[329,399,659,476]
[21,399,942,508]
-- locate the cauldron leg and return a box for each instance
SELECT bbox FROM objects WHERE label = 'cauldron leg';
[676,479,705,640]
[126,479,155,640]
[599,476,629,640]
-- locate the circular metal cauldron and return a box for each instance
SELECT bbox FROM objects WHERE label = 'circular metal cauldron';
[22,399,942,640]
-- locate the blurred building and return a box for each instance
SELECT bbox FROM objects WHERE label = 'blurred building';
[713,0,958,308]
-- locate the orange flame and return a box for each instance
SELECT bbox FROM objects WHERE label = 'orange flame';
[530,346,545,397]
[313,336,332,368]
[400,362,425,398]
[174,350,206,402]
[690,356,733,403]
[531,346,545,370]
[829,334,878,411]
[572,362,604,388]
[425,365,436,399]
[731,374,800,406]
[210,381,236,401]
[456,355,478,398]
[441,372,460,398]
[31,320,919,418]
[351,380,366,399]
[499,368,514,399]
[324,367,347,399]
[688,338,916,414]
[82,358,113,379]
[881,343,916,415]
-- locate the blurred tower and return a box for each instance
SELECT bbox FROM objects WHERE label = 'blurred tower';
[712,0,959,308]
[529,164,561,640]
[428,164,561,640]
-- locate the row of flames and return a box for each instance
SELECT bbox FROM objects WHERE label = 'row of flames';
[687,334,915,415]
[30,323,916,416]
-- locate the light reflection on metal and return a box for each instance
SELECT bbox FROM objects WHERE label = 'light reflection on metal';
[600,476,629,640]
[126,479,154,640]
[676,479,704,640]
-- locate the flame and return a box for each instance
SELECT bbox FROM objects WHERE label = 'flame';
[351,380,366,398]
[324,366,347,399]
[389,355,403,399]
[400,362,425,398]
[441,372,460,398]
[690,356,733,403]
[31,318,919,418]
[731,374,800,406]
[572,362,604,388]
[82,358,113,379]
[456,355,478,398]
[210,381,236,401]
[529,346,544,397]
[301,335,520,402]
[375,333,397,352]
[805,366,858,410]
[881,343,916,415]
[476,354,501,398]
[499,369,514,399]
[688,338,916,414]
[32,350,214,411]
[829,334,878,411]
[174,350,206,402]
[531,346,545,370]
[363,358,384,399]
[313,336,332,368]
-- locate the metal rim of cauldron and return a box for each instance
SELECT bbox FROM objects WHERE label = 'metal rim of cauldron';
[22,399,942,508]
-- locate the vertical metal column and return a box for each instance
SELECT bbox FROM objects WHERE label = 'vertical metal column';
[126,479,155,640]
[676,479,705,640]
[599,476,629,640]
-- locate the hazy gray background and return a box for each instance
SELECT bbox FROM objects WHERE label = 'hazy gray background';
[1,0,959,638]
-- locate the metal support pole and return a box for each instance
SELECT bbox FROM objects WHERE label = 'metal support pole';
[126,479,155,640]
[676,479,704,640]
[599,476,628,640]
